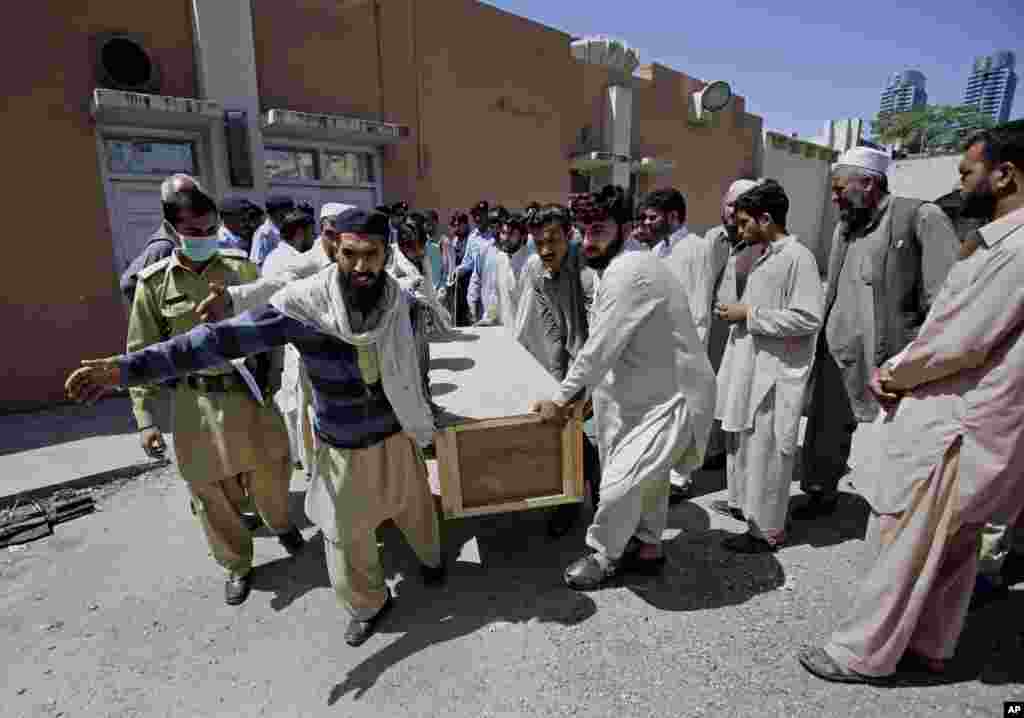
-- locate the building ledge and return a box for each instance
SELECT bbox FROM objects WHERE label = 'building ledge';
[90,89,222,128]
[632,157,676,175]
[262,109,410,146]
[569,151,630,171]
[765,131,838,162]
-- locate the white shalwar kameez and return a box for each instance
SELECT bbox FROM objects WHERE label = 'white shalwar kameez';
[475,243,529,327]
[554,250,716,559]
[715,236,823,544]
[262,241,316,470]
[662,227,731,492]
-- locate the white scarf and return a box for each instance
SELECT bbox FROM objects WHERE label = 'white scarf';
[268,266,436,447]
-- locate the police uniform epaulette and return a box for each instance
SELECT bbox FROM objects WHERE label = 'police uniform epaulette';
[137,257,172,281]
[218,248,251,261]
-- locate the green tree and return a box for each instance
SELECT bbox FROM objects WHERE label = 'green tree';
[871,105,995,153]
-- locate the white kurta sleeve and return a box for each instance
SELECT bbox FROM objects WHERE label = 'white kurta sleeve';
[555,264,662,403]
[227,248,329,313]
[746,250,823,338]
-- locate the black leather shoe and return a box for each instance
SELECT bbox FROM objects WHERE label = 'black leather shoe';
[420,561,447,586]
[344,592,393,647]
[791,495,839,521]
[277,527,305,556]
[564,553,620,591]
[241,513,262,532]
[225,574,252,605]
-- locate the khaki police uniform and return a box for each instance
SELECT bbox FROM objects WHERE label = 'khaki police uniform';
[128,248,293,578]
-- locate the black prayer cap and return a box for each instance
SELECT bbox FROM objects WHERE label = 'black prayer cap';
[324,208,391,239]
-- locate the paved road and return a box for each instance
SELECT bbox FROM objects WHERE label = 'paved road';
[2,449,1021,717]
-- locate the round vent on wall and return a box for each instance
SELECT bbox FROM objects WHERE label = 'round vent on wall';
[95,33,162,94]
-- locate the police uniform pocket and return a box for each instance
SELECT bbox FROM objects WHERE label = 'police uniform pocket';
[161,296,199,334]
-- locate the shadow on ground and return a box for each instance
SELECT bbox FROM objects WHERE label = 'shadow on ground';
[631,499,786,611]
[429,357,476,372]
[0,395,164,456]
[785,491,870,549]
[428,382,458,398]
[250,492,797,703]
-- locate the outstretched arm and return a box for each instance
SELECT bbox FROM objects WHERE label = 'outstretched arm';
[67,307,317,403]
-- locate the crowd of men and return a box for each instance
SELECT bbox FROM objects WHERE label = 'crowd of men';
[65,124,1024,681]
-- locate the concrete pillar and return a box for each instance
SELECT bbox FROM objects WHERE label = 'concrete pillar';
[607,84,633,189]
[190,0,267,202]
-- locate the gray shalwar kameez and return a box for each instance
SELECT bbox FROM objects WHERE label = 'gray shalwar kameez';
[553,251,716,559]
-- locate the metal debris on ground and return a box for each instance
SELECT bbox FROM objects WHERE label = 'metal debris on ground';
[0,489,95,548]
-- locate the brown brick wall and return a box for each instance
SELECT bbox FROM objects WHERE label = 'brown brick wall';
[0,1,196,409]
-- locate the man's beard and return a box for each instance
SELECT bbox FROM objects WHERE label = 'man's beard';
[839,188,874,230]
[340,269,387,313]
[723,221,739,243]
[584,236,625,270]
[960,178,998,220]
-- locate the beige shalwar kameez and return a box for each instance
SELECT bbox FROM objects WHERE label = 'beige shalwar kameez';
[129,250,293,579]
[716,237,823,543]
[269,270,441,620]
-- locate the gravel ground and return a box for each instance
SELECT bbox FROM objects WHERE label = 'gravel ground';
[2,463,1022,718]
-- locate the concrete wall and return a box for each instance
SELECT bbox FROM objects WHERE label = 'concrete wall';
[632,64,762,235]
[0,1,196,409]
[888,154,961,202]
[760,132,836,273]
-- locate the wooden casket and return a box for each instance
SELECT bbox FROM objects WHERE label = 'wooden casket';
[429,326,584,519]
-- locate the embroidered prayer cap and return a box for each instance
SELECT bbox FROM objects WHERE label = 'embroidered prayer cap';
[324,208,391,239]
[834,147,891,177]
[320,202,356,220]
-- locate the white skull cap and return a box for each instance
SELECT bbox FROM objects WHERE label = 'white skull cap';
[725,179,760,202]
[834,147,891,176]
[320,202,357,219]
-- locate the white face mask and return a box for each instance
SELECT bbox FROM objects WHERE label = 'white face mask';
[179,233,220,262]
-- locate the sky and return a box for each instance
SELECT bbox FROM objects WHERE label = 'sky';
[484,0,1024,140]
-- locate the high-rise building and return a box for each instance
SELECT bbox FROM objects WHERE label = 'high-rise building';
[879,70,928,116]
[963,51,1017,124]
